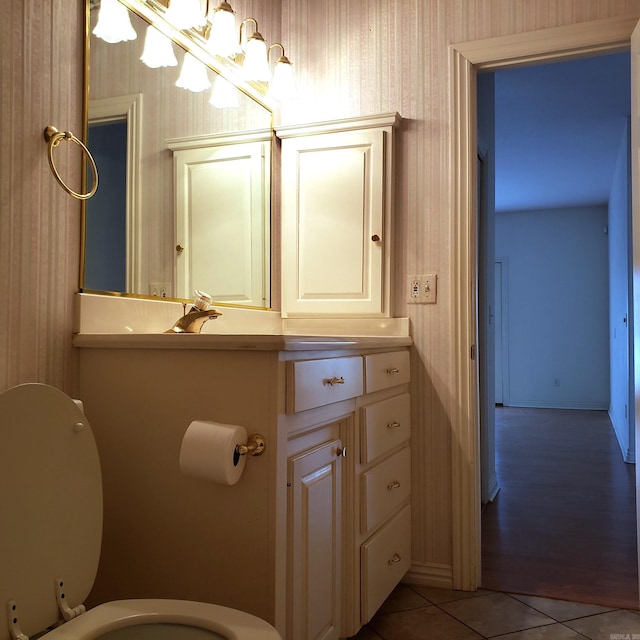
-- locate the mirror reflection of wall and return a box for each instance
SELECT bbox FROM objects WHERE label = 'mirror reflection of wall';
[85,1,273,308]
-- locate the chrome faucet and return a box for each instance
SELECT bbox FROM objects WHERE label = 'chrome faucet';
[165,290,222,334]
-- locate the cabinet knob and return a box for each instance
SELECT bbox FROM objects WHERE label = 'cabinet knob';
[387,480,401,491]
[386,367,400,375]
[324,376,345,386]
[388,553,402,565]
[176,244,185,254]
[336,446,347,458]
[386,421,401,430]
[371,234,381,242]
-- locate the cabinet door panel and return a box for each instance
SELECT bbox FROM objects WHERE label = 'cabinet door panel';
[281,127,390,316]
[289,439,343,640]
[172,139,270,306]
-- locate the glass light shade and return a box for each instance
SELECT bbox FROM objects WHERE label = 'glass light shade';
[176,52,211,92]
[268,58,297,101]
[207,3,238,58]
[209,75,240,109]
[242,34,270,82]
[140,25,178,68]
[164,0,207,30]
[93,0,137,44]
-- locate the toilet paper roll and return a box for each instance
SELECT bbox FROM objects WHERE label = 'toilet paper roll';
[179,420,248,485]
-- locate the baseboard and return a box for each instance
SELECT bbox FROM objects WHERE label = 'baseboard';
[607,408,635,464]
[403,562,453,590]
[506,401,609,410]
[486,472,500,503]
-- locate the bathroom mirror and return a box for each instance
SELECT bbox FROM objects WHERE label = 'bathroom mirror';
[84,0,273,308]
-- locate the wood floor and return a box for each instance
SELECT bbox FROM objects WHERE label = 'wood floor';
[481,406,638,610]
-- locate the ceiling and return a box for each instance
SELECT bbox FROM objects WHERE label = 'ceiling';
[490,51,630,213]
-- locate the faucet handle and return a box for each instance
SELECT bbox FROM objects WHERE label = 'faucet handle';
[193,290,214,311]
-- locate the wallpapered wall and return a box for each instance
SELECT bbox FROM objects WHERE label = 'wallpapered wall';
[0,1,84,394]
[2,0,638,587]
[277,0,640,581]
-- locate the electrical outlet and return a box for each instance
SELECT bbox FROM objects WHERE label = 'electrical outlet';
[407,274,438,304]
[149,282,170,298]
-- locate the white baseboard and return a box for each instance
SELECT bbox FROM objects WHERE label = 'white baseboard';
[403,562,453,590]
[486,472,500,503]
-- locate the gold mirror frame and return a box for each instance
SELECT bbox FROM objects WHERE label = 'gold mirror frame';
[81,0,274,309]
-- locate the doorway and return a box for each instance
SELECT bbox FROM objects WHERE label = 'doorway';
[448,16,640,594]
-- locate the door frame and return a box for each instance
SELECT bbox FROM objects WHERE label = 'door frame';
[449,15,639,590]
[88,93,143,294]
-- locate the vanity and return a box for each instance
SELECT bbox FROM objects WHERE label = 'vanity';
[79,2,410,638]
[73,297,411,640]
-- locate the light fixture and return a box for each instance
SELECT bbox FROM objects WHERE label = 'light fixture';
[176,52,211,92]
[209,75,240,109]
[164,0,207,31]
[266,43,297,101]
[207,1,238,58]
[240,19,271,82]
[95,0,301,104]
[140,24,178,68]
[93,0,137,43]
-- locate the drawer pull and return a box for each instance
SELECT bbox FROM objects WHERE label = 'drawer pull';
[324,376,345,386]
[386,367,400,375]
[336,446,347,457]
[388,553,402,565]
[387,480,401,491]
[387,421,401,430]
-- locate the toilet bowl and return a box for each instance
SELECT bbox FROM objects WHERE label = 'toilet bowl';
[0,383,282,640]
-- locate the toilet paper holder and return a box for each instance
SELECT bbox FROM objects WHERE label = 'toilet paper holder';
[235,434,266,457]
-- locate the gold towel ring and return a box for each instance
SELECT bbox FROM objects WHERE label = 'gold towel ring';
[43,125,98,200]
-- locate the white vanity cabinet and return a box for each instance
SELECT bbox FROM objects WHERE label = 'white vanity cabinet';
[74,337,410,640]
[277,114,401,318]
[283,349,411,638]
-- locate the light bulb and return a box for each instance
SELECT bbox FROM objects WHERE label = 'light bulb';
[140,25,178,68]
[165,0,207,30]
[209,75,240,109]
[268,57,297,101]
[243,33,270,82]
[207,2,238,58]
[176,52,211,92]
[93,0,137,44]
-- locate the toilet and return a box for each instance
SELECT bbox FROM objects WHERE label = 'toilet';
[0,383,282,640]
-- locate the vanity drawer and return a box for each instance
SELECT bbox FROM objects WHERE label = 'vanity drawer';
[364,350,410,393]
[361,393,411,464]
[287,356,364,413]
[361,504,411,623]
[361,447,411,533]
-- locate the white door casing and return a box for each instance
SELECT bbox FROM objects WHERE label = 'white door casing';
[630,16,640,586]
[450,15,639,591]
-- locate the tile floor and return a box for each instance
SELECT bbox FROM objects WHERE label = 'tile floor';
[349,584,640,640]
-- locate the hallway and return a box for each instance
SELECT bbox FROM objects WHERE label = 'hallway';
[481,407,637,609]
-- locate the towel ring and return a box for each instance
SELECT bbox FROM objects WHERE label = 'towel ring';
[43,126,98,200]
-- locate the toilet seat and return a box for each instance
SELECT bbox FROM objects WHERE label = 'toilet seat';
[40,600,280,640]
[0,384,281,640]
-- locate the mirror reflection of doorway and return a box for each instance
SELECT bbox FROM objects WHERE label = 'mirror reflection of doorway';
[85,119,127,292]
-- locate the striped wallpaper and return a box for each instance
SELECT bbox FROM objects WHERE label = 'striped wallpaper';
[2,0,637,589]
